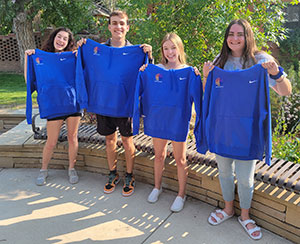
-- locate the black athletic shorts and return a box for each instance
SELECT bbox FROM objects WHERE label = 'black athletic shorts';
[47,113,82,121]
[96,114,133,137]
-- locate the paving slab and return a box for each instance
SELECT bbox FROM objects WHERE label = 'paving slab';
[0,168,294,244]
[144,198,294,244]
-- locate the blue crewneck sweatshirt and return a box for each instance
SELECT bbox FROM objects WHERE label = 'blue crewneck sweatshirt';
[26,49,80,124]
[75,39,148,117]
[133,64,202,142]
[197,64,272,165]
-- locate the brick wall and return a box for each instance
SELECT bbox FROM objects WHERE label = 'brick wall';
[0,33,42,72]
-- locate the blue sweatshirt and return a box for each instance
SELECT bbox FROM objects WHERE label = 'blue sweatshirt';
[133,64,202,142]
[197,64,272,165]
[75,39,147,117]
[26,49,80,124]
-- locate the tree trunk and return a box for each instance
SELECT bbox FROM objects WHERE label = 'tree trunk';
[13,11,36,71]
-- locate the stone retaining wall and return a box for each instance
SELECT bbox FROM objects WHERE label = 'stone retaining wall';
[0,135,299,243]
[0,114,26,133]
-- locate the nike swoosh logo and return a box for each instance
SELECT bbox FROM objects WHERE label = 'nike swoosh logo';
[249,80,257,84]
[123,52,129,55]
[60,58,66,61]
[179,77,186,80]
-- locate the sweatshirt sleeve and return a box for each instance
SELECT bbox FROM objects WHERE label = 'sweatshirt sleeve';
[196,70,213,154]
[264,68,272,165]
[189,70,203,149]
[75,46,88,109]
[26,54,37,124]
[133,71,144,135]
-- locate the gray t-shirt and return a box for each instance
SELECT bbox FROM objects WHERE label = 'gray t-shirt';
[156,63,189,70]
[223,52,282,87]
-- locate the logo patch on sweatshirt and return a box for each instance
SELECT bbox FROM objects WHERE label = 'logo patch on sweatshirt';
[155,73,163,83]
[215,77,224,88]
[35,57,43,65]
[249,79,258,84]
[93,46,101,56]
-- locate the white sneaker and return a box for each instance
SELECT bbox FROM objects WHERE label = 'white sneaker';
[147,188,162,203]
[170,196,186,212]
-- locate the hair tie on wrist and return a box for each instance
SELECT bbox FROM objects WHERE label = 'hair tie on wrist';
[270,66,284,80]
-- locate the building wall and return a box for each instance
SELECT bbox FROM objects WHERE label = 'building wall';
[0,32,43,72]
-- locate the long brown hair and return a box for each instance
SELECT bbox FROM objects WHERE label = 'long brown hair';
[160,33,186,65]
[41,27,75,53]
[214,19,259,69]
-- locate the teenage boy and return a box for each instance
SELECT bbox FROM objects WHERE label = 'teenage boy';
[78,10,152,197]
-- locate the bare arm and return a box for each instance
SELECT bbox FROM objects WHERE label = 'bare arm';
[202,61,214,91]
[24,49,35,83]
[261,61,292,96]
[271,76,292,96]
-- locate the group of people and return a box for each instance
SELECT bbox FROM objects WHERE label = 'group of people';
[25,10,292,241]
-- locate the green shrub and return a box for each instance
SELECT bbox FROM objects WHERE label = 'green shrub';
[278,28,300,86]
[281,92,300,132]
[272,115,300,164]
[270,61,300,131]
[287,62,300,91]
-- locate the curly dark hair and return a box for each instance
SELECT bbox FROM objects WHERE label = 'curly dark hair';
[41,27,75,52]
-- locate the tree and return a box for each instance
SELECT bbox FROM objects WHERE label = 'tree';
[0,0,97,70]
[96,0,287,66]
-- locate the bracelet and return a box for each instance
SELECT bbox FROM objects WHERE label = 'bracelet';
[270,66,284,80]
[276,75,285,84]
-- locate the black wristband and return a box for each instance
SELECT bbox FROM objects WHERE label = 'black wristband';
[270,66,284,80]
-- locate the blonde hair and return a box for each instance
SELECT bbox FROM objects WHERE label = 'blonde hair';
[160,33,186,65]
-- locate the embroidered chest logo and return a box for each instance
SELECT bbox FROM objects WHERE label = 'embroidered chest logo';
[249,79,257,84]
[93,46,101,56]
[155,73,163,83]
[35,57,43,65]
[215,77,224,88]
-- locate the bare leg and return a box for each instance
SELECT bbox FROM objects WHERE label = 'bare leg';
[41,120,64,170]
[66,116,81,169]
[121,136,135,173]
[105,132,118,171]
[152,138,168,189]
[172,141,187,198]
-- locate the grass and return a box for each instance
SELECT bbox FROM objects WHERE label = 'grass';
[0,72,37,107]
